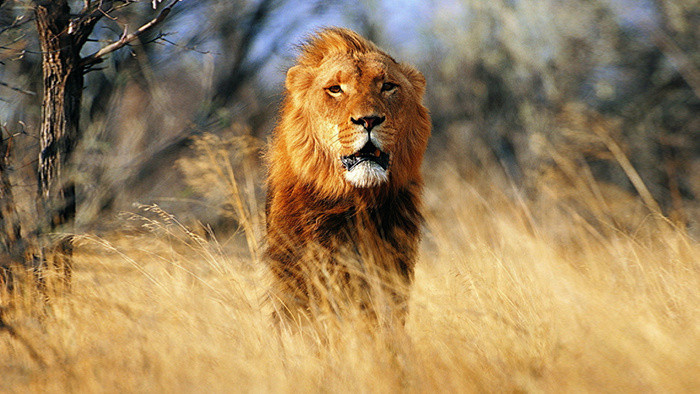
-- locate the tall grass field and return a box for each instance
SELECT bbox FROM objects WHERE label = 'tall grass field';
[1,148,698,393]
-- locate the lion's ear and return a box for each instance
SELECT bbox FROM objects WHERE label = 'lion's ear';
[401,64,426,98]
[285,65,312,95]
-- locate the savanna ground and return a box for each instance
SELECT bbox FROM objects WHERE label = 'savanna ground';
[1,142,698,393]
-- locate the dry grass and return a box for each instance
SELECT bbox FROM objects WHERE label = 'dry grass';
[1,154,699,393]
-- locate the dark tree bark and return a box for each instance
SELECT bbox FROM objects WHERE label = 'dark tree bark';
[33,0,104,282]
[0,130,27,287]
[35,1,83,233]
[34,0,111,227]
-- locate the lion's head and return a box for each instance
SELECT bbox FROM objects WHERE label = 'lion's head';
[269,27,431,198]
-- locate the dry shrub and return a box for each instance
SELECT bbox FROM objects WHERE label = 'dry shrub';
[176,128,264,258]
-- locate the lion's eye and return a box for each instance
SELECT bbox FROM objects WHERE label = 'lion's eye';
[326,85,343,95]
[381,82,398,92]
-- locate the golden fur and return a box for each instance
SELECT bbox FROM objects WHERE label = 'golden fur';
[265,27,431,323]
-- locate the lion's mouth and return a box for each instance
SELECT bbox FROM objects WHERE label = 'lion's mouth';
[340,141,390,171]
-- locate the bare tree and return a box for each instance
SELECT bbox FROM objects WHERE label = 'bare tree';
[34,0,179,226]
[0,0,181,288]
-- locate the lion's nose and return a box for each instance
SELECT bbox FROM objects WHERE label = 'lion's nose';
[351,115,385,132]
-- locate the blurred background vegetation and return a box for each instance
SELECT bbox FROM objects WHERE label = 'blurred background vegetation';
[0,0,698,237]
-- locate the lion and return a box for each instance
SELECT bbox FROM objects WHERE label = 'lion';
[265,27,430,325]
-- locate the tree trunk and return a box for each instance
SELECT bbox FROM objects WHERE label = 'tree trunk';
[33,1,92,282]
[35,1,83,233]
[0,132,26,287]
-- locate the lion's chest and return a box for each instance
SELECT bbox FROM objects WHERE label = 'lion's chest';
[265,183,420,270]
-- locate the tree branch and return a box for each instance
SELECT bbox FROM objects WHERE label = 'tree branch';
[0,81,36,96]
[80,0,182,67]
[70,0,115,48]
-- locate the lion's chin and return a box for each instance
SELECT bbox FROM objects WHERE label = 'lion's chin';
[344,161,389,188]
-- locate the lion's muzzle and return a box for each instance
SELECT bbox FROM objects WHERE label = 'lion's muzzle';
[341,140,390,188]
[340,140,390,171]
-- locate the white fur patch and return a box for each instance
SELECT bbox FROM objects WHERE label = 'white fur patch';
[344,161,388,188]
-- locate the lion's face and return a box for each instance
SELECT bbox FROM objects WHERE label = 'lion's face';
[273,28,430,198]
[284,50,429,192]
[310,52,411,188]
